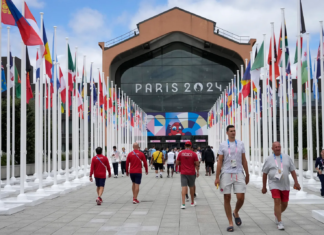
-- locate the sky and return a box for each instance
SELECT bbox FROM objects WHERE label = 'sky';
[2,0,324,83]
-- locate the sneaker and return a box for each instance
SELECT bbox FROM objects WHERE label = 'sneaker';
[167,175,170,178]
[134,199,140,204]
[96,198,101,206]
[156,176,158,178]
[191,201,196,207]
[181,204,186,209]
[274,215,278,225]
[116,175,118,178]
[99,197,103,203]
[277,221,285,230]
[133,199,137,204]
[185,194,189,202]
[122,174,124,177]
[160,174,163,178]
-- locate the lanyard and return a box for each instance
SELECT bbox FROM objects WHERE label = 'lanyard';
[227,140,237,156]
[274,154,283,171]
[133,151,142,162]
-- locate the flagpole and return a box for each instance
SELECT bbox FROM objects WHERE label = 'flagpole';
[288,74,294,162]
[83,56,88,172]
[90,62,94,160]
[320,21,324,150]
[262,33,268,160]
[110,80,114,150]
[11,56,16,182]
[271,22,277,142]
[250,51,256,178]
[34,49,39,184]
[17,0,27,200]
[314,56,319,158]
[46,65,52,181]
[64,38,71,187]
[5,26,12,189]
[296,0,306,196]
[102,72,105,155]
[279,74,283,148]
[57,79,62,177]
[44,75,47,176]
[0,0,3,207]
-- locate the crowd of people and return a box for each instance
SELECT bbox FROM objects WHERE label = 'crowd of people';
[89,124,323,232]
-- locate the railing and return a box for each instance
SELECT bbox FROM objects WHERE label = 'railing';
[214,26,250,43]
[104,26,249,48]
[105,28,139,48]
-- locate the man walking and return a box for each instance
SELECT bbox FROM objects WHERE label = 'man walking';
[166,149,176,178]
[176,141,199,209]
[120,147,127,177]
[111,146,120,178]
[315,149,324,197]
[89,147,111,205]
[215,125,249,232]
[151,147,164,178]
[262,142,301,230]
[202,146,215,176]
[143,147,150,165]
[126,143,148,204]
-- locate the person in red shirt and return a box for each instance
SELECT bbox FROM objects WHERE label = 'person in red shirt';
[126,142,148,204]
[176,141,199,209]
[89,147,111,205]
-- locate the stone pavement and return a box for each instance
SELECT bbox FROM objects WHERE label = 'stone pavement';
[1,168,324,235]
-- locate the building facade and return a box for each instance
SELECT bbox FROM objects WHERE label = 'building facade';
[99,7,256,148]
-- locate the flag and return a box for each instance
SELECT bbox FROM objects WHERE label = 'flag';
[26,47,33,103]
[278,22,291,75]
[14,65,20,98]
[103,78,108,110]
[301,48,311,84]
[99,72,104,107]
[251,42,264,92]
[77,90,83,114]
[24,1,44,55]
[313,60,319,99]
[267,36,280,85]
[5,0,43,46]
[8,50,14,88]
[68,45,74,92]
[42,22,52,80]
[316,28,324,79]
[58,65,66,103]
[294,37,303,64]
[1,0,16,25]
[242,60,251,98]
[300,0,306,34]
[227,86,233,107]
[1,65,7,92]
[36,50,41,82]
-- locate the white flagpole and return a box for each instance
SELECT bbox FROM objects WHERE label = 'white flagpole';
[262,33,268,160]
[250,51,256,178]
[110,80,114,149]
[282,9,288,154]
[90,63,94,159]
[17,0,27,199]
[115,84,118,146]
[64,38,71,187]
[0,0,3,205]
[118,87,121,150]
[296,0,305,195]
[52,26,58,188]
[279,74,283,148]
[306,33,316,183]
[5,26,12,189]
[320,21,324,150]
[11,56,16,182]
[271,22,277,142]
[102,72,105,155]
[106,77,110,156]
[46,71,51,180]
[33,50,39,184]
[288,74,294,161]
[83,56,88,171]
[57,81,62,177]
[314,56,319,158]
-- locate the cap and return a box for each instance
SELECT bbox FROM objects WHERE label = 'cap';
[185,140,192,146]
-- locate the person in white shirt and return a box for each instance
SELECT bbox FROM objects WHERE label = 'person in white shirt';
[111,146,120,178]
[120,147,127,177]
[166,150,176,178]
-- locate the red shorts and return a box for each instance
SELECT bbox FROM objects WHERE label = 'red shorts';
[270,189,290,202]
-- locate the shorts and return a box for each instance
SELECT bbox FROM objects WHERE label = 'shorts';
[154,163,163,170]
[271,189,290,202]
[181,174,196,187]
[130,173,142,185]
[219,173,246,194]
[205,161,214,169]
[167,164,174,169]
[95,178,106,187]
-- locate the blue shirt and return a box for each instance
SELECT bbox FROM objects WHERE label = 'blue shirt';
[315,157,324,175]
[162,150,167,159]
[150,148,156,157]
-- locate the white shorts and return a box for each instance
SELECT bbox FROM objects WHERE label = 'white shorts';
[219,172,246,194]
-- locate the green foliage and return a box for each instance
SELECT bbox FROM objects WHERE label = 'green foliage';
[1,98,35,164]
[294,114,322,160]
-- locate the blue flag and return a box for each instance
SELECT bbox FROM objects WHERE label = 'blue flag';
[1,65,7,92]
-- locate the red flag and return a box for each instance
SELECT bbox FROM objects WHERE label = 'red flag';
[1,0,15,25]
[268,34,280,87]
[98,72,104,107]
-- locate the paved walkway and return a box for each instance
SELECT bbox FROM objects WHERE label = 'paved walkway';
[1,169,324,235]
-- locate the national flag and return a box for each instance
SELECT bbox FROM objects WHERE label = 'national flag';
[36,50,41,82]
[267,35,280,85]
[98,72,104,107]
[8,49,14,88]
[24,2,45,55]
[316,28,324,79]
[294,37,303,64]
[14,65,20,98]
[301,48,312,84]
[103,78,108,110]
[77,90,83,114]
[68,45,74,92]
[242,60,251,98]
[300,0,306,34]
[278,22,291,75]
[26,47,33,103]
[1,64,7,92]
[313,60,319,100]
[42,22,52,80]
[227,85,233,107]
[58,65,66,103]
[251,42,264,92]
[5,0,43,46]
[1,0,15,25]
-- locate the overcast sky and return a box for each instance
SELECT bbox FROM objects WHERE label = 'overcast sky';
[2,0,324,83]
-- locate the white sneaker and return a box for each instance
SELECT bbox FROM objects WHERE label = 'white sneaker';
[116,175,118,178]
[181,204,185,209]
[122,174,124,177]
[277,221,285,230]
[274,216,278,225]
[191,201,196,207]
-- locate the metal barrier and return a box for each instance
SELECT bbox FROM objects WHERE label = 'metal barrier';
[105,28,139,48]
[214,26,250,43]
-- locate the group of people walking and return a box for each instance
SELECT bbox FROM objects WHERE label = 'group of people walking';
[89,124,313,232]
